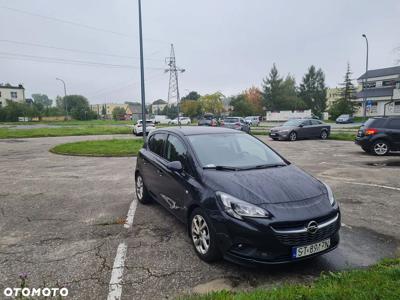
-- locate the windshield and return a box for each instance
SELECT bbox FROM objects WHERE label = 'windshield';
[282,119,302,126]
[339,115,349,118]
[224,118,239,123]
[187,133,287,169]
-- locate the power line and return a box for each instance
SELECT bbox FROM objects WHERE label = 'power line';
[0,39,164,62]
[0,5,169,44]
[0,51,165,70]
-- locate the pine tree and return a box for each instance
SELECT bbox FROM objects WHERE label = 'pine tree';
[328,63,357,120]
[299,65,327,117]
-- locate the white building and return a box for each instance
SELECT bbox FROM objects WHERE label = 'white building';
[355,66,400,116]
[0,84,25,108]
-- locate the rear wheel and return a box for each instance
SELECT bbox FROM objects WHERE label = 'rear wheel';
[135,173,151,204]
[190,208,221,262]
[289,131,297,141]
[320,130,328,140]
[372,140,390,156]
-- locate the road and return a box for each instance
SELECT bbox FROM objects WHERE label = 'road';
[0,135,399,299]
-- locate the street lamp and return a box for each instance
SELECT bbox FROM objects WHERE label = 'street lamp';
[56,78,68,119]
[362,34,369,119]
[138,0,147,140]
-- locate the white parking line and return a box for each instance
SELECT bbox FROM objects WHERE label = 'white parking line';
[107,242,128,300]
[320,175,400,191]
[124,198,138,229]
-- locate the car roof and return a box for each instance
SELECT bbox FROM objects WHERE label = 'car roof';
[150,126,240,137]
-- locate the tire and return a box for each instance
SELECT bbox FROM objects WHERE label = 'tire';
[289,131,297,141]
[189,208,221,262]
[320,130,328,140]
[372,140,390,156]
[135,173,152,204]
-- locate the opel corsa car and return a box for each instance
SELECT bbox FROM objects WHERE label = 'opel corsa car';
[135,127,340,264]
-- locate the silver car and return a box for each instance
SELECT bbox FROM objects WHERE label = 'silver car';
[222,117,251,133]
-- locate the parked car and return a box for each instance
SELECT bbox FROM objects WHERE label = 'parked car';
[135,127,340,265]
[153,115,171,124]
[355,116,400,156]
[198,114,217,126]
[169,117,191,125]
[270,118,330,141]
[222,117,251,133]
[133,120,156,136]
[336,114,354,124]
[244,116,260,126]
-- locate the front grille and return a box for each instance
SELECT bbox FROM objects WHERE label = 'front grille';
[271,214,340,246]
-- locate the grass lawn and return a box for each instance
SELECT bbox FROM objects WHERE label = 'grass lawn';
[0,125,132,139]
[50,139,144,157]
[183,258,400,300]
[0,119,133,126]
[329,132,357,141]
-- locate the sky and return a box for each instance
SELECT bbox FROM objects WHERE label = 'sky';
[0,0,399,105]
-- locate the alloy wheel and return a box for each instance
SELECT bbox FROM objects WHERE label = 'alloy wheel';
[374,142,388,156]
[136,176,144,200]
[289,132,297,141]
[191,215,210,255]
[321,131,328,140]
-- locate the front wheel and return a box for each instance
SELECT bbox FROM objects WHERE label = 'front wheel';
[372,140,390,156]
[190,208,221,262]
[289,131,297,141]
[320,130,328,140]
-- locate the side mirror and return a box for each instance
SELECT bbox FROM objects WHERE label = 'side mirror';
[298,124,304,128]
[167,161,183,172]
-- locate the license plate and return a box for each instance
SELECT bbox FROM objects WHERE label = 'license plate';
[292,239,330,258]
[270,133,277,136]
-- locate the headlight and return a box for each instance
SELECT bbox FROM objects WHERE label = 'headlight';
[322,182,336,206]
[216,192,270,219]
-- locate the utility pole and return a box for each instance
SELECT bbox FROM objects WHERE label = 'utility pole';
[56,78,68,119]
[165,44,185,125]
[362,34,369,119]
[138,0,147,140]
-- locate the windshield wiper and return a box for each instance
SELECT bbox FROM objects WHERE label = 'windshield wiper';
[245,163,287,170]
[203,165,242,171]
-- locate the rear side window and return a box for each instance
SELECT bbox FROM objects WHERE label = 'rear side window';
[386,119,400,129]
[364,118,387,128]
[148,133,167,157]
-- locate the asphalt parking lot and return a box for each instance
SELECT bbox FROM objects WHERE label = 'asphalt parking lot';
[0,135,399,299]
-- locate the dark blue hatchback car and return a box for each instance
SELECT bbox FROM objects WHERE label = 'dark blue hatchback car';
[135,127,340,265]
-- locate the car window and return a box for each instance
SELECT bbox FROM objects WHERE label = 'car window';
[364,118,387,128]
[311,120,321,125]
[302,120,312,126]
[386,119,400,129]
[187,133,286,169]
[148,133,167,157]
[165,135,191,172]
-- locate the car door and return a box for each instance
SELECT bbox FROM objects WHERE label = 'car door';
[298,120,312,138]
[240,118,249,132]
[310,119,323,137]
[144,133,168,201]
[157,134,194,220]
[386,118,400,149]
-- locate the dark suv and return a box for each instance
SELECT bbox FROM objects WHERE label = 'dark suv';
[355,116,400,155]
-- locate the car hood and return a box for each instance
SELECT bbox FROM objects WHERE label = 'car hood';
[202,165,325,205]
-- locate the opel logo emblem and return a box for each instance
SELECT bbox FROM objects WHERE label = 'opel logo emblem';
[307,221,319,234]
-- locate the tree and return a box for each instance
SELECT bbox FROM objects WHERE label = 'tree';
[299,65,327,117]
[161,104,179,119]
[328,64,357,120]
[112,107,126,120]
[230,94,254,116]
[0,100,39,122]
[244,87,263,115]
[101,105,106,116]
[57,95,96,120]
[181,100,201,118]
[181,91,201,101]
[262,64,304,111]
[199,92,224,115]
[32,94,52,108]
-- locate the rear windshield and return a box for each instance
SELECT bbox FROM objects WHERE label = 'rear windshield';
[363,118,387,128]
[224,118,239,123]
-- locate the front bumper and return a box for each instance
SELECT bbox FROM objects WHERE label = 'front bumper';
[269,131,289,140]
[209,210,341,265]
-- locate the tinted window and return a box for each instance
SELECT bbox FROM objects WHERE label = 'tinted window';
[148,133,167,157]
[387,119,400,129]
[225,118,239,123]
[364,118,387,128]
[166,135,190,170]
[301,120,312,126]
[311,120,322,125]
[187,133,286,168]
[283,119,302,126]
